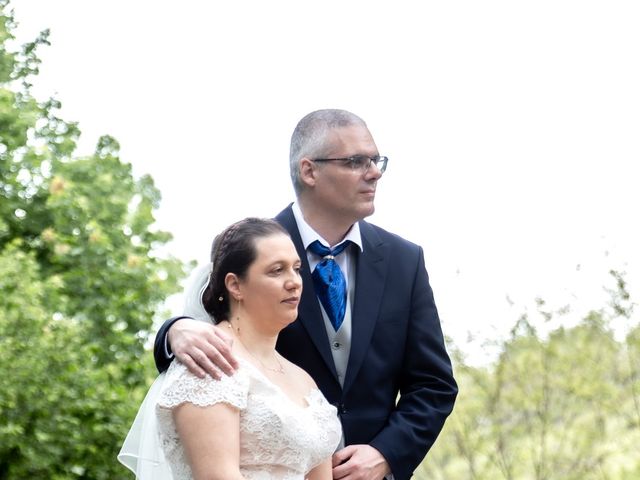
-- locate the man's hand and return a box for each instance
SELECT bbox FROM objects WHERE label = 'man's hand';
[168,319,239,379]
[332,444,391,480]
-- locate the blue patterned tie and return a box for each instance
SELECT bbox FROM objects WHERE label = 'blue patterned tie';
[308,240,350,331]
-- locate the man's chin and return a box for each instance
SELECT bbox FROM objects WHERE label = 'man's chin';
[357,203,375,220]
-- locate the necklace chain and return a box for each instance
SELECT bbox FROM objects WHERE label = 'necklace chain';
[226,322,285,374]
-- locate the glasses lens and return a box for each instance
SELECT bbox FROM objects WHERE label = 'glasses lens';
[347,155,370,170]
[373,156,387,173]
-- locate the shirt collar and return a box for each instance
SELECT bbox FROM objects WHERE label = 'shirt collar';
[292,201,363,252]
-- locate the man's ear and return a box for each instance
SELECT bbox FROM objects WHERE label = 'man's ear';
[225,273,242,301]
[299,157,317,188]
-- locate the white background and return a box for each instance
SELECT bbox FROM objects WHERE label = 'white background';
[13,1,640,363]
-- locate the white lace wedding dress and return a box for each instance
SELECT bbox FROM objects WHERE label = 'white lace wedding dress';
[118,265,341,479]
[154,358,342,479]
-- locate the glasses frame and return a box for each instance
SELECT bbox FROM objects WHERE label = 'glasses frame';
[312,155,388,174]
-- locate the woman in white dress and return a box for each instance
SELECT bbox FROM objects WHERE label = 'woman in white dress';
[119,218,342,480]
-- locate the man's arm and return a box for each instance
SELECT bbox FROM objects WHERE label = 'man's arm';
[153,316,189,373]
[153,264,238,377]
[368,246,458,480]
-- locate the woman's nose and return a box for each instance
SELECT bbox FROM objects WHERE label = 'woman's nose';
[286,271,302,290]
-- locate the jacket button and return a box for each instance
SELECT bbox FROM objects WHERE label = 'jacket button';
[338,403,347,414]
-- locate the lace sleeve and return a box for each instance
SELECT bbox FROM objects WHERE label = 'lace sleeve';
[157,361,249,410]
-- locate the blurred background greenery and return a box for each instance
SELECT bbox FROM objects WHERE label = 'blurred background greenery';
[0,2,186,477]
[417,275,640,479]
[0,1,638,478]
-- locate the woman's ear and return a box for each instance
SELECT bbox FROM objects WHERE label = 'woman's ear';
[225,272,242,301]
[299,157,317,188]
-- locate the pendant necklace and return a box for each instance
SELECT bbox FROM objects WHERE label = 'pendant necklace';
[226,321,285,374]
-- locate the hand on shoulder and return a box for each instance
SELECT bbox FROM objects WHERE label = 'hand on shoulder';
[168,318,238,379]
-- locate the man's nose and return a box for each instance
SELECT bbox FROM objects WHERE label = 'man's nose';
[365,161,383,180]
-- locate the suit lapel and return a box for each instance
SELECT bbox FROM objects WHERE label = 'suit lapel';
[275,206,339,380]
[342,221,388,395]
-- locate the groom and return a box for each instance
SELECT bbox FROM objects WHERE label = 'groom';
[154,109,457,479]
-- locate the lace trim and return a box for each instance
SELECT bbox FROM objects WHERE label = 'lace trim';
[157,361,249,410]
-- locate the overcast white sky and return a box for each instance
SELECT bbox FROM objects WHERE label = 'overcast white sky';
[13,1,640,363]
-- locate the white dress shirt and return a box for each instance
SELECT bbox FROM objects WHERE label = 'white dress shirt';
[291,202,362,386]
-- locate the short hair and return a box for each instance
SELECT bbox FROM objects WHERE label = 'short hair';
[289,109,367,195]
[201,217,288,322]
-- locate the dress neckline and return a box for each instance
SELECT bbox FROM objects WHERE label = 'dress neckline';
[237,358,319,410]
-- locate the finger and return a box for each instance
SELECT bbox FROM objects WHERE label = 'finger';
[177,353,208,379]
[332,446,355,466]
[200,339,237,376]
[332,460,352,479]
[189,346,229,379]
[213,326,233,343]
[212,330,240,370]
[216,329,234,347]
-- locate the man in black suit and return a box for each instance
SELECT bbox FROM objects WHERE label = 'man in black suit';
[154,109,457,479]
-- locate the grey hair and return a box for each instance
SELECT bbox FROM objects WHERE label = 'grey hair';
[289,109,367,196]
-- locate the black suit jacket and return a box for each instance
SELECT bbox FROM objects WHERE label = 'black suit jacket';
[154,205,457,479]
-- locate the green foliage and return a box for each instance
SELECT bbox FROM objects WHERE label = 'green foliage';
[0,1,186,478]
[418,272,640,480]
[0,243,153,479]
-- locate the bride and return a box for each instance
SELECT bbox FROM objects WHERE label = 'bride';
[119,218,342,479]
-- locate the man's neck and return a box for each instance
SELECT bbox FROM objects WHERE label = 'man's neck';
[297,198,355,247]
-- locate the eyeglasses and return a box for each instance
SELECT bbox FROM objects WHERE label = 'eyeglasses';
[312,155,388,174]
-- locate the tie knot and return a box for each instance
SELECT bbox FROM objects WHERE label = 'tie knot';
[308,240,350,260]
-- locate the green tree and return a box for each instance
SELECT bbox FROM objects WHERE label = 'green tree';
[417,272,640,480]
[0,1,186,477]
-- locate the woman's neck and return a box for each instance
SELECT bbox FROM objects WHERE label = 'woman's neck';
[222,319,278,362]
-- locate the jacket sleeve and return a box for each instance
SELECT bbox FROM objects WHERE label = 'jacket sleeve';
[153,263,213,373]
[369,247,458,480]
[153,316,192,373]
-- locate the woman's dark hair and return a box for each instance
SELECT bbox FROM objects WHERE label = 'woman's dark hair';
[201,217,288,322]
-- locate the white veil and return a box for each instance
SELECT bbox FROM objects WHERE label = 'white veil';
[118,263,213,478]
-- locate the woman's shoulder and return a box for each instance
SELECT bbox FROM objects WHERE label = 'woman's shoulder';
[158,359,250,410]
